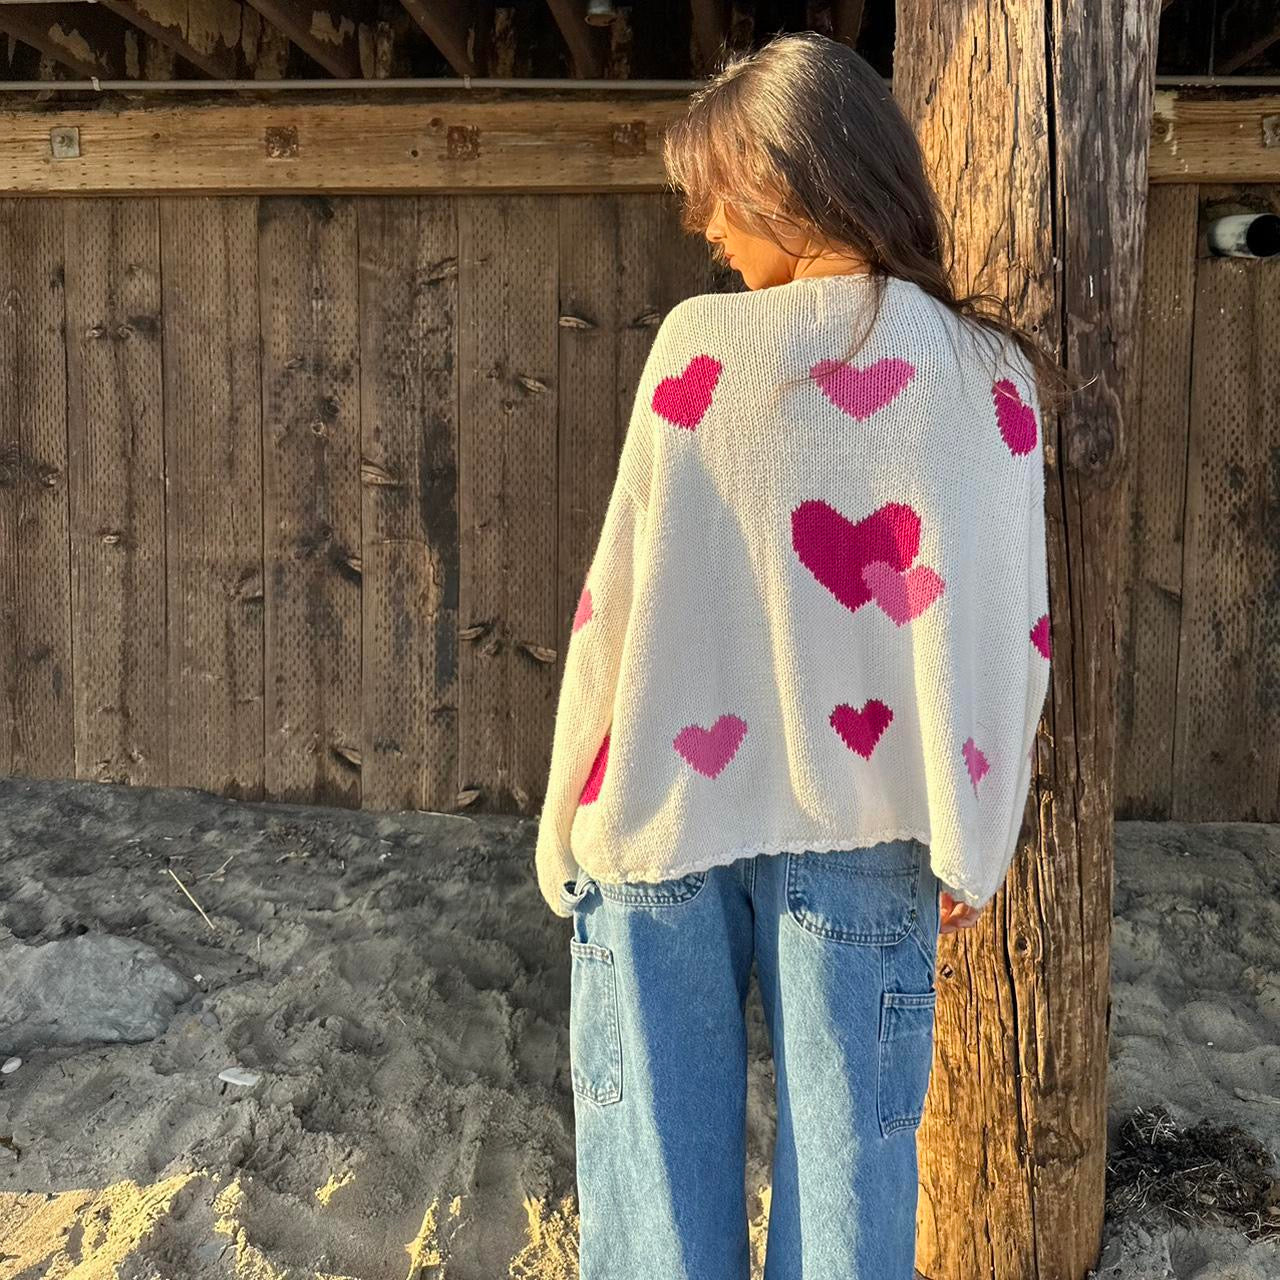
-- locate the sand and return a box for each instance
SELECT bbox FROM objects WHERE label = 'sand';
[0,778,1276,1279]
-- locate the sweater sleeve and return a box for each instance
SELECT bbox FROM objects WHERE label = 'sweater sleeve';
[916,376,1053,910]
[533,316,672,918]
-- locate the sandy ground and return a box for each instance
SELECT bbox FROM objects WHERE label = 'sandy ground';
[0,778,1276,1279]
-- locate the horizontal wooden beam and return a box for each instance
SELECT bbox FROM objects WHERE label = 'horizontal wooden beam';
[1149,92,1280,182]
[0,93,1271,196]
[0,98,689,194]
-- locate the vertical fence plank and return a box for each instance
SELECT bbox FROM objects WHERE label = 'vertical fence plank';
[1175,247,1280,819]
[357,197,460,813]
[64,199,167,786]
[0,199,72,778]
[162,196,264,798]
[457,195,559,813]
[259,196,362,807]
[1118,183,1199,818]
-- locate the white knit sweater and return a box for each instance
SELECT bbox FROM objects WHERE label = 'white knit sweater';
[535,272,1051,917]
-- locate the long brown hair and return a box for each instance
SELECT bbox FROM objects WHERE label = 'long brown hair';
[661,31,1072,409]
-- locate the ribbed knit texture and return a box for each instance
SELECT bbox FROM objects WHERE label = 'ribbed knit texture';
[535,273,1052,918]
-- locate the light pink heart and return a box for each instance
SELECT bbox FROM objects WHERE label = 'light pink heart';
[962,736,989,792]
[652,354,722,430]
[830,699,893,760]
[673,714,748,779]
[580,733,609,805]
[811,356,916,421]
[572,585,593,633]
[993,379,1038,456]
[1030,612,1051,660]
[862,559,945,626]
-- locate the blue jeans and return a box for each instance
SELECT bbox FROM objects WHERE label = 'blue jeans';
[558,837,941,1279]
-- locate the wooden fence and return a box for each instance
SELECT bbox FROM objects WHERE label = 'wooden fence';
[1118,182,1280,821]
[0,191,723,814]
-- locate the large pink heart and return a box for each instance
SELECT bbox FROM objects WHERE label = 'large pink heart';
[830,699,893,759]
[862,559,945,626]
[580,733,609,805]
[652,354,722,430]
[791,499,921,614]
[1030,612,1051,660]
[572,585,593,633]
[993,379,1038,456]
[811,356,916,420]
[673,714,748,779]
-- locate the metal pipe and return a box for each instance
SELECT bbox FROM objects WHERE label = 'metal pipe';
[1207,213,1280,258]
[1154,74,1280,87]
[0,76,707,92]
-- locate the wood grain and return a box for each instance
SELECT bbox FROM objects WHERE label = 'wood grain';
[896,1,1163,1275]
[259,196,362,807]
[357,195,460,813]
[161,196,264,798]
[0,199,73,780]
[64,198,168,786]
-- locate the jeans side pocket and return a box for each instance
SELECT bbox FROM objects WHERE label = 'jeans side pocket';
[569,939,623,1106]
[877,990,937,1136]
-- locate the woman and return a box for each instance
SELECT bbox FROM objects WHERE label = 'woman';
[535,30,1055,1280]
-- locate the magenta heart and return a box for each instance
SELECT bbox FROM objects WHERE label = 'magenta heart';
[572,585,593,633]
[830,700,893,759]
[652,354,722,430]
[579,733,609,805]
[811,356,916,421]
[862,559,945,626]
[1030,612,1051,660]
[993,379,1038,456]
[673,714,748,779]
[791,499,921,614]
[962,736,989,792]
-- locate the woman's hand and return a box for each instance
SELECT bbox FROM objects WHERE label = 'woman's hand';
[939,890,986,935]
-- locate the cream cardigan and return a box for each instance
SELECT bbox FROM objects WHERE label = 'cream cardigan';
[535,273,1051,917]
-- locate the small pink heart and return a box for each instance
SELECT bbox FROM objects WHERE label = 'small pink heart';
[962,736,989,792]
[673,714,748,779]
[572,585,593,633]
[993,379,1038,456]
[652,354,722,430]
[811,356,916,421]
[830,699,893,759]
[1030,612,1051,660]
[580,733,609,805]
[862,559,945,626]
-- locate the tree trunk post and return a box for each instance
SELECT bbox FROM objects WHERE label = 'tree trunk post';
[894,4,1163,1277]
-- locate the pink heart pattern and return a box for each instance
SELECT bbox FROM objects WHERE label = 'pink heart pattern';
[791,499,922,615]
[862,559,945,626]
[652,354,722,430]
[993,379,1038,456]
[673,714,748,779]
[811,356,916,421]
[962,737,989,793]
[1030,613,1051,660]
[830,699,893,759]
[580,733,609,805]
[572,585,593,633]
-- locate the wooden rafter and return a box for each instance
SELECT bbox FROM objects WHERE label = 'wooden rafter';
[398,0,476,76]
[241,0,360,79]
[98,0,241,79]
[1215,0,1280,73]
[0,4,129,78]
[832,0,866,46]
[545,0,604,78]
[689,0,726,68]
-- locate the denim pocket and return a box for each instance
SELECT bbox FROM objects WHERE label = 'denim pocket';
[596,869,708,907]
[569,940,623,1106]
[785,838,922,944]
[877,990,937,1136]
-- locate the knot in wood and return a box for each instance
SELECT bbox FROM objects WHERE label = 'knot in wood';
[1066,422,1115,474]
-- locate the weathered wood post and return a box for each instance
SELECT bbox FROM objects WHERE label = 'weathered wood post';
[893,4,1162,1277]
